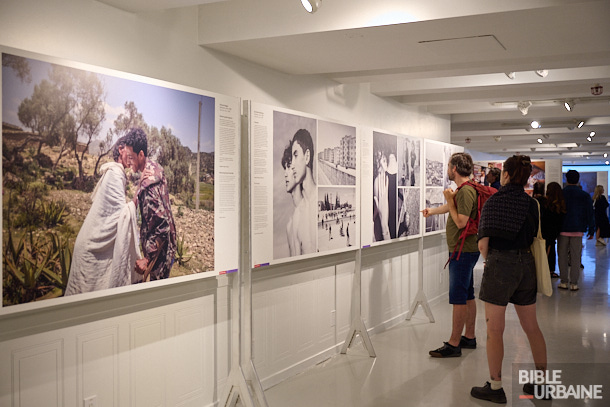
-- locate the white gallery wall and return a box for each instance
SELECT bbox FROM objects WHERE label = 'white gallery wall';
[0,0,451,406]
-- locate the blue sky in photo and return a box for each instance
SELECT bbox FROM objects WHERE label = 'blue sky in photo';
[2,53,215,153]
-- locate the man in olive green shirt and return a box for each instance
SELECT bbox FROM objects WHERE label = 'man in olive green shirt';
[422,152,479,358]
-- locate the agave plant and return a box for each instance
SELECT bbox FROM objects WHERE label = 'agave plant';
[42,200,66,228]
[3,229,58,303]
[175,233,192,267]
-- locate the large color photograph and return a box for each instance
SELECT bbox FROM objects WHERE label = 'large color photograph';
[2,52,216,307]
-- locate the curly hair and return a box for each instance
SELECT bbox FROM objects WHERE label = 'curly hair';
[449,152,473,177]
[124,127,148,157]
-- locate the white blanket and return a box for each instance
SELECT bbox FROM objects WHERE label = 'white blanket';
[65,162,141,296]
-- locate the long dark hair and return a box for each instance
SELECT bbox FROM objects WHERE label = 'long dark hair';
[502,155,531,186]
[545,182,566,214]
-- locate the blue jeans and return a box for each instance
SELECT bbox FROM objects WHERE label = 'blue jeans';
[448,251,479,304]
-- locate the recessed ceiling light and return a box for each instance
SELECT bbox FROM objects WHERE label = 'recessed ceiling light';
[564,100,575,112]
[590,131,596,137]
[531,120,541,129]
[604,153,608,158]
[577,121,585,128]
[537,138,543,144]
[587,136,592,142]
[606,161,610,165]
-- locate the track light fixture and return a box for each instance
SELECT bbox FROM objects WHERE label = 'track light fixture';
[530,120,541,129]
[537,138,543,144]
[586,136,592,142]
[604,153,608,158]
[301,0,322,13]
[564,99,575,112]
[535,70,549,78]
[517,101,532,115]
[606,161,609,165]
[577,120,585,128]
[505,72,516,80]
[590,131,596,137]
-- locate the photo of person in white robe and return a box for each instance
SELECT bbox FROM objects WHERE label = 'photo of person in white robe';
[64,137,141,295]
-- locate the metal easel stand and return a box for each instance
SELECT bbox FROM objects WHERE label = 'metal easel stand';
[405,238,435,323]
[340,249,376,357]
[219,105,268,407]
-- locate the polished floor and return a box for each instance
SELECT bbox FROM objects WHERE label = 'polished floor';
[264,239,610,406]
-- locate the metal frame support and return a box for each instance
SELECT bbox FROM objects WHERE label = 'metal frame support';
[219,102,268,407]
[340,249,376,357]
[406,238,435,322]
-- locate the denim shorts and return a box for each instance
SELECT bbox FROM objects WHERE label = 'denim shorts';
[448,251,479,304]
[479,248,537,306]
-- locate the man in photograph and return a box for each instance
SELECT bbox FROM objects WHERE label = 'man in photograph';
[421,152,479,358]
[282,142,302,256]
[124,127,177,281]
[65,137,141,295]
[291,129,317,254]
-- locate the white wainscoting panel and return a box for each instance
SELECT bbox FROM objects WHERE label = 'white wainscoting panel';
[77,327,119,407]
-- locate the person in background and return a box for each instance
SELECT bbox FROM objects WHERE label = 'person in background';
[532,181,545,199]
[557,170,595,291]
[592,185,610,246]
[422,152,479,358]
[486,167,501,190]
[471,155,547,403]
[541,182,565,278]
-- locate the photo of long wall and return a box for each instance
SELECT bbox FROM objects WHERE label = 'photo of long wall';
[2,52,223,307]
[317,120,356,186]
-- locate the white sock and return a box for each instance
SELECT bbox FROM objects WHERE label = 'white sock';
[490,379,502,390]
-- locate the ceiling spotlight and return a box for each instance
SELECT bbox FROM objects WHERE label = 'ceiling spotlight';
[537,138,543,144]
[587,136,592,142]
[606,161,609,165]
[505,72,516,80]
[301,0,322,13]
[604,153,608,158]
[535,70,549,78]
[531,120,541,129]
[564,100,575,112]
[590,131,596,137]
[518,101,532,115]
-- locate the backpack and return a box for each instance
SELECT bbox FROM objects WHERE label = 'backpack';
[445,181,496,268]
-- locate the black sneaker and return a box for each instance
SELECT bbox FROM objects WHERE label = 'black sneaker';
[460,335,477,349]
[523,383,552,400]
[429,342,461,358]
[471,382,507,404]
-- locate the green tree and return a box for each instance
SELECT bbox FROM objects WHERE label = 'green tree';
[2,54,32,83]
[17,69,74,155]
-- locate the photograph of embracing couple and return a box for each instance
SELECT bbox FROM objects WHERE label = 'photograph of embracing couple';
[2,52,217,306]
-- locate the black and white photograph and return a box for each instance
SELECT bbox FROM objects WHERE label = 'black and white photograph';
[317,120,357,186]
[372,131,398,242]
[444,144,462,190]
[272,111,318,260]
[398,136,421,187]
[425,187,446,233]
[397,187,420,238]
[317,187,357,252]
[425,141,444,187]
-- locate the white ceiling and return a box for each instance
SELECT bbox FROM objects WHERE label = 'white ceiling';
[99,0,610,165]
